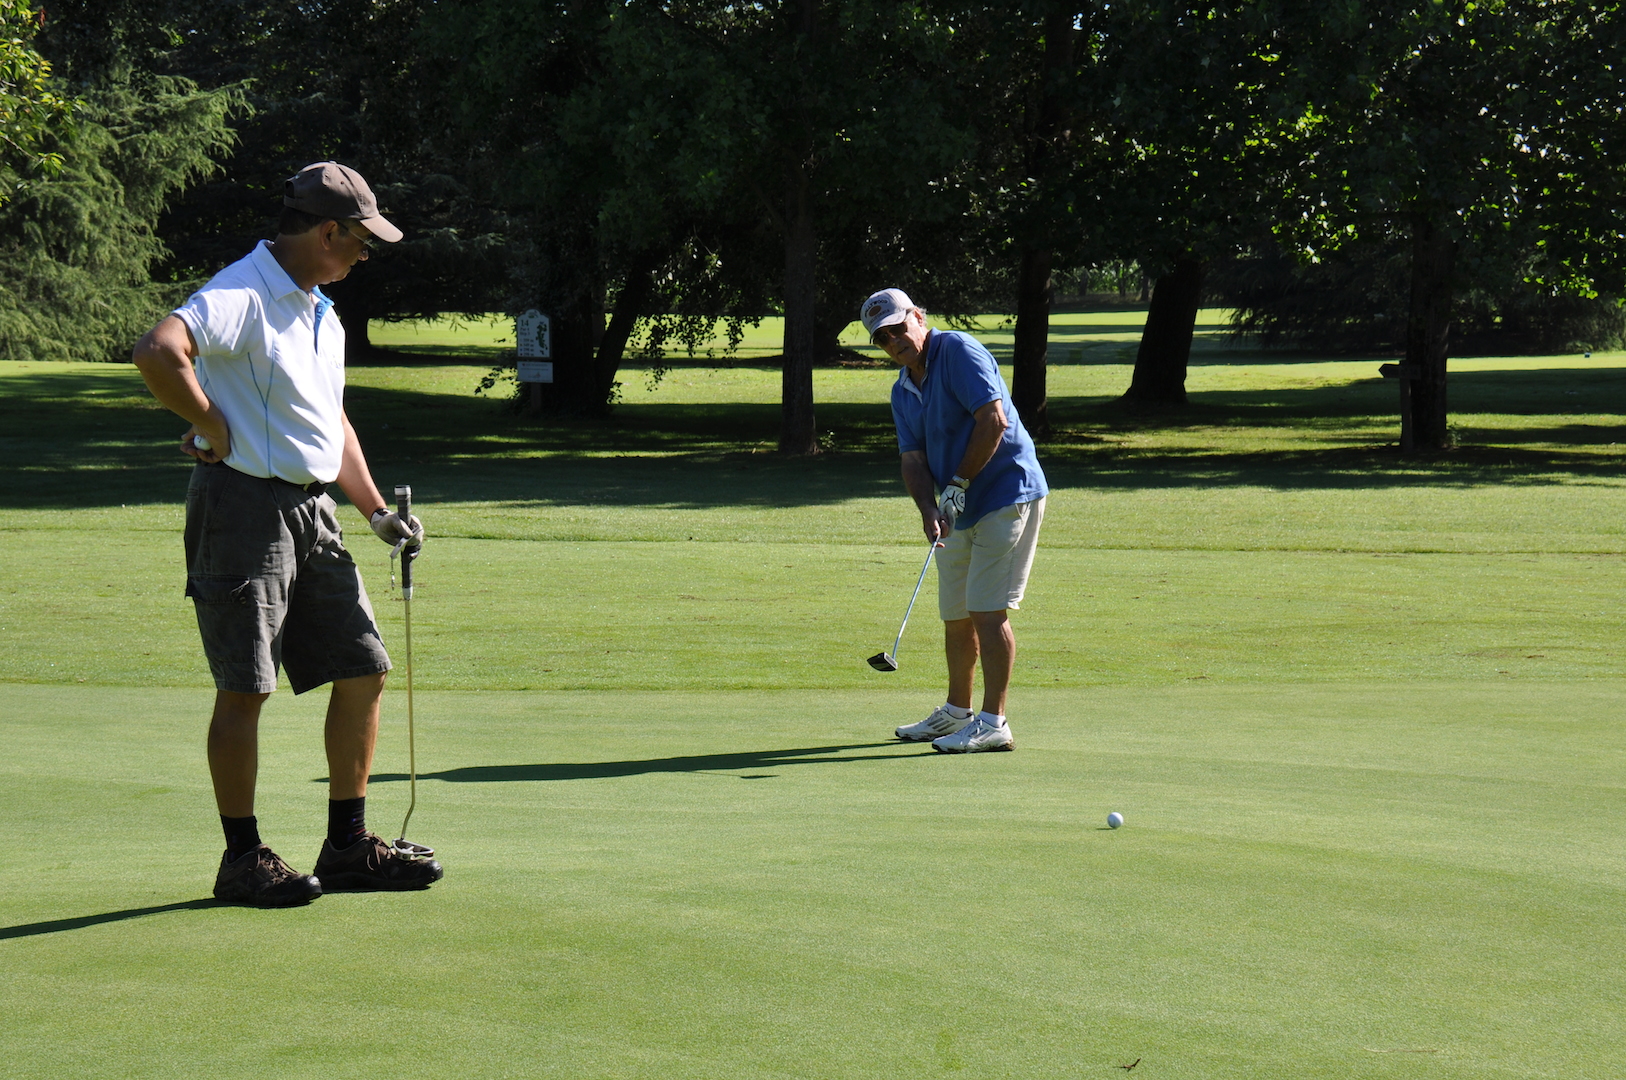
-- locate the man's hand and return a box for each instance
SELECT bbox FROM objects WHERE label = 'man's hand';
[937,479,967,528]
[370,507,423,548]
[920,505,951,544]
[183,425,230,464]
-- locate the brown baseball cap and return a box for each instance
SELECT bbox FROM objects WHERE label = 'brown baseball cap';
[283,161,403,243]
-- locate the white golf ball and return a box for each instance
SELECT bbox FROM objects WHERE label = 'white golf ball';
[1107,812,1124,829]
[192,435,212,451]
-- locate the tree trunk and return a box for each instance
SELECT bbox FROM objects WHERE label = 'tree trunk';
[540,292,602,416]
[780,180,818,453]
[813,305,851,364]
[1007,6,1071,440]
[1405,215,1456,451]
[1123,257,1205,405]
[779,0,819,454]
[1011,246,1052,438]
[593,253,658,405]
[329,286,374,363]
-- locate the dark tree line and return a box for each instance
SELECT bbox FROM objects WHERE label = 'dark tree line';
[18,1,1626,452]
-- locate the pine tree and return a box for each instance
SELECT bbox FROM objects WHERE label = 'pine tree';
[0,75,242,361]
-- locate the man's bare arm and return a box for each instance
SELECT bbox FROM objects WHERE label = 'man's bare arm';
[901,449,950,543]
[131,315,230,463]
[334,410,388,519]
[953,400,1009,483]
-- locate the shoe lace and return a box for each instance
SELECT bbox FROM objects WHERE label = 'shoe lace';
[256,849,296,882]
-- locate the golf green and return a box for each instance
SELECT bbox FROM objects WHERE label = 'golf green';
[3,684,1622,1078]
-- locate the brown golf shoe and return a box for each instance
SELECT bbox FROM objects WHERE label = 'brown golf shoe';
[213,845,322,907]
[313,831,444,891]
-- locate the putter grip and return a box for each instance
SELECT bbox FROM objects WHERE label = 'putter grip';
[395,484,415,589]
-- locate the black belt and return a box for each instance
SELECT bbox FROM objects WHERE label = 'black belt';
[198,461,326,496]
[273,475,327,496]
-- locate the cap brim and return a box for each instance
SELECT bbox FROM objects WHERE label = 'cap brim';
[867,312,907,339]
[359,215,403,244]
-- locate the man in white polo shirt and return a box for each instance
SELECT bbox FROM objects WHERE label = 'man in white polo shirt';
[133,162,443,906]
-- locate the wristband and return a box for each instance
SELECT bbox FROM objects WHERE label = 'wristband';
[951,475,970,488]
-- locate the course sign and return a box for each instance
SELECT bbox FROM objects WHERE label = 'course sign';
[517,309,553,383]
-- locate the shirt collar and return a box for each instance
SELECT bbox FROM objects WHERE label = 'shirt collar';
[249,239,308,302]
[894,363,924,402]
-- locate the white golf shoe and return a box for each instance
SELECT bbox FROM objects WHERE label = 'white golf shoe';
[895,705,973,742]
[931,716,1015,753]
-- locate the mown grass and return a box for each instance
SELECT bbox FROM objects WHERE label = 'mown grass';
[2,313,1623,1079]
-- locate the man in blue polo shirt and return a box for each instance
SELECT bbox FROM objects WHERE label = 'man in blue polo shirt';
[863,288,1049,752]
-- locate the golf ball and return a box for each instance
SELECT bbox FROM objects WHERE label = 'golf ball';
[1107,812,1124,829]
[192,435,212,451]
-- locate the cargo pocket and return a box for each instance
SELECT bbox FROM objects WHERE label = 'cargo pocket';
[186,575,261,667]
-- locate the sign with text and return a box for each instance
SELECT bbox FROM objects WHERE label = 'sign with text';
[517,309,551,359]
[516,309,553,384]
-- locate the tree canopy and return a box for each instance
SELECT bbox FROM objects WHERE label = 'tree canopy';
[9,0,1626,455]
[0,0,72,205]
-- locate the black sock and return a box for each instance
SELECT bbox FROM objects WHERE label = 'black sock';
[221,815,261,859]
[328,797,367,849]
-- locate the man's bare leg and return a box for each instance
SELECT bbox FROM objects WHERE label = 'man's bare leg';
[944,617,979,710]
[969,609,1014,717]
[209,690,269,818]
[324,672,385,800]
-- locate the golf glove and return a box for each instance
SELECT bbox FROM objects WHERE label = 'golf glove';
[937,479,968,526]
[371,507,423,548]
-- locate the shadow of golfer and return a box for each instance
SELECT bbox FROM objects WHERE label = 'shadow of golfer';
[0,898,223,941]
[359,741,928,784]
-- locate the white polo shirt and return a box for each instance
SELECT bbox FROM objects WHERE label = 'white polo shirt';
[173,240,348,485]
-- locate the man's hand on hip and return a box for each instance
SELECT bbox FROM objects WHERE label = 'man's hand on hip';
[370,507,424,548]
[183,424,230,463]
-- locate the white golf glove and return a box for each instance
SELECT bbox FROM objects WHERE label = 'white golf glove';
[370,507,423,548]
[937,478,968,527]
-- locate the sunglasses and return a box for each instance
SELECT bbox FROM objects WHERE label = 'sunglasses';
[871,321,912,347]
[340,220,381,256]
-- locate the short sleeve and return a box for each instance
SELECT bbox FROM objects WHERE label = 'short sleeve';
[892,388,925,455]
[174,286,255,360]
[944,334,1003,415]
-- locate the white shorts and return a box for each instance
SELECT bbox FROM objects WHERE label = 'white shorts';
[936,497,1045,620]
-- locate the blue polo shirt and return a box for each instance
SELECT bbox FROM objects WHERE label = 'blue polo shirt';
[890,329,1048,529]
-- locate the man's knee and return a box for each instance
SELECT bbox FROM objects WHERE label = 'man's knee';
[968,609,1009,631]
[333,671,386,698]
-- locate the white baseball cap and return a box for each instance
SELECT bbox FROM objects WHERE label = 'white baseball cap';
[860,288,916,337]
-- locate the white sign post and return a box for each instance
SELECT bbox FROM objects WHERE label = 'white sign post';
[516,309,553,384]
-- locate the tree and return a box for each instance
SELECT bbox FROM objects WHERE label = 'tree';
[38,0,516,357]
[1293,0,1626,449]
[0,0,72,205]
[424,1,971,443]
[1074,1,1365,405]
[0,76,241,361]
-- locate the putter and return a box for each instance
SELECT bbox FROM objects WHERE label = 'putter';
[868,539,941,672]
[390,484,433,859]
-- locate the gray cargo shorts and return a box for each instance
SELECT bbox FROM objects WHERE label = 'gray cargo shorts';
[184,462,391,695]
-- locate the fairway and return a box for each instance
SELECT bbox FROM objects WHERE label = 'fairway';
[3,316,1625,1078]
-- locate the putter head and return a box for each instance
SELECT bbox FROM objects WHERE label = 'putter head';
[392,837,435,859]
[867,651,899,672]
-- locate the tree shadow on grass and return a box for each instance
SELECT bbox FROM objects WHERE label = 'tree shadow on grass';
[356,741,928,784]
[0,898,224,941]
[7,362,1626,511]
